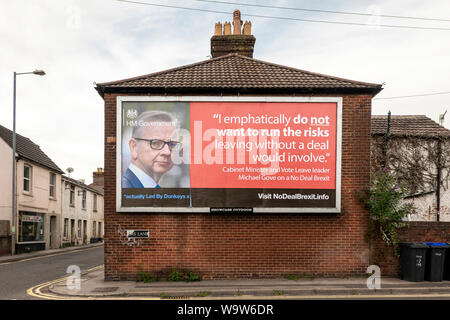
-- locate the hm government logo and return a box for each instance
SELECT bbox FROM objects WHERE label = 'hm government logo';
[126,109,138,120]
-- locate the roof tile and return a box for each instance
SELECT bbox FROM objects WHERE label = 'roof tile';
[371,115,450,137]
[96,53,382,95]
[0,124,63,173]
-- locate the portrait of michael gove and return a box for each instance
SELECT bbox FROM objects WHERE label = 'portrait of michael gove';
[122,110,185,189]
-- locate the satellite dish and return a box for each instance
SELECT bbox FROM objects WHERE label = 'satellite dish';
[66,167,74,177]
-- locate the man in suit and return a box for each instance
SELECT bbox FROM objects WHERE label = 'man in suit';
[122,110,181,188]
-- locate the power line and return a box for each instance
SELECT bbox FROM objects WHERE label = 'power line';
[115,0,450,31]
[194,0,450,23]
[374,91,450,100]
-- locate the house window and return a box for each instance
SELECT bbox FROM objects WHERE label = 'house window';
[49,173,56,198]
[82,190,86,210]
[93,194,97,211]
[92,221,96,237]
[69,185,75,206]
[23,165,32,193]
[18,211,44,242]
[64,218,68,238]
[98,222,102,237]
[78,220,82,238]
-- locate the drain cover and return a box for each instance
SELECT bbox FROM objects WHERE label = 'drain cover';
[92,287,119,293]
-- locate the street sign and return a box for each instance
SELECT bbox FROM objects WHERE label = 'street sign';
[126,230,149,239]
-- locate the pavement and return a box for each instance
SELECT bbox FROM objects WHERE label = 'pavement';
[45,270,450,299]
[4,244,450,299]
[0,242,104,265]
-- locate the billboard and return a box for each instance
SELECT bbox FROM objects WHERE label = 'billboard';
[117,96,342,213]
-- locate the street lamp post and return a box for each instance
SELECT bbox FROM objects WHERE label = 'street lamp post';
[11,70,45,255]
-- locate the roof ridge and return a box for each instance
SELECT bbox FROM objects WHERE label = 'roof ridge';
[0,123,38,144]
[62,175,103,195]
[234,54,382,88]
[96,53,382,89]
[0,124,64,173]
[96,53,238,87]
[371,114,450,137]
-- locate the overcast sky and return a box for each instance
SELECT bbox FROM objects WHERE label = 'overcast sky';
[1,0,450,183]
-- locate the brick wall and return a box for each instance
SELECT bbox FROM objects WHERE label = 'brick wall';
[372,222,450,276]
[104,93,374,280]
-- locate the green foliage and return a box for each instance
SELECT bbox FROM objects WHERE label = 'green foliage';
[273,290,284,296]
[137,269,156,283]
[358,170,415,251]
[167,267,201,282]
[168,267,183,282]
[196,291,211,297]
[184,271,201,282]
[284,275,299,281]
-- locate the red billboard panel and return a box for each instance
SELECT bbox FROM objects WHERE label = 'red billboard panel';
[117,97,341,213]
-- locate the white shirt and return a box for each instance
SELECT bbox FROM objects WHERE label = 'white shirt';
[129,163,158,188]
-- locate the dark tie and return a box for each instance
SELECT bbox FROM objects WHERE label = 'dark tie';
[155,184,161,188]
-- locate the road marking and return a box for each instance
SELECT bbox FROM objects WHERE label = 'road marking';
[27,265,158,300]
[0,246,102,266]
[26,264,450,300]
[87,265,104,272]
[27,265,106,300]
[27,278,450,300]
[27,276,74,300]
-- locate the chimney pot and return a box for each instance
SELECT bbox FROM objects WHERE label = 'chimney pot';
[214,22,223,35]
[233,9,242,35]
[243,21,252,35]
[210,10,255,58]
[223,22,231,35]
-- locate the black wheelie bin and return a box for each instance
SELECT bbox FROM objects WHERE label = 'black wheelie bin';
[399,243,428,282]
[424,242,449,282]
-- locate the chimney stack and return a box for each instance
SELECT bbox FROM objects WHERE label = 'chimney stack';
[210,10,256,58]
[92,167,104,187]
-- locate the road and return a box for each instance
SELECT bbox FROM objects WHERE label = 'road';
[0,246,103,300]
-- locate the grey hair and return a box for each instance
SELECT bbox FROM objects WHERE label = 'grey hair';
[132,110,178,138]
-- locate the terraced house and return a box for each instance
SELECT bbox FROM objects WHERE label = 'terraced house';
[371,115,450,222]
[0,124,105,255]
[0,124,63,254]
[61,172,104,247]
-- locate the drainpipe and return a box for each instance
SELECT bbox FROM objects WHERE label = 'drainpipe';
[436,138,442,222]
[381,111,391,169]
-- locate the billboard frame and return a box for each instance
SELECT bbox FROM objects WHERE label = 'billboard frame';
[116,96,342,213]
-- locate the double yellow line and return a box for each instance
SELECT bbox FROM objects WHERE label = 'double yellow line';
[27,265,105,300]
[27,265,159,300]
[25,262,450,300]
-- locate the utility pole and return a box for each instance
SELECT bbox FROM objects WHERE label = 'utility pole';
[436,138,442,222]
